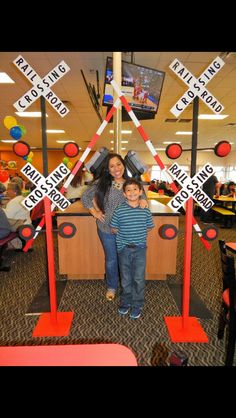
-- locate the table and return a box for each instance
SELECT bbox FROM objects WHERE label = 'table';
[226,242,236,254]
[0,344,138,366]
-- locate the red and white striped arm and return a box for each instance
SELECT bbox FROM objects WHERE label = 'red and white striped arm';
[23,98,121,251]
[111,80,211,250]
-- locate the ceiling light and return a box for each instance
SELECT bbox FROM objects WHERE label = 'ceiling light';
[198,114,229,120]
[121,147,126,150]
[56,140,75,143]
[163,141,181,144]
[175,131,192,135]
[121,141,129,143]
[155,148,165,151]
[46,129,65,133]
[15,111,48,117]
[1,139,17,143]
[109,130,132,134]
[0,72,15,83]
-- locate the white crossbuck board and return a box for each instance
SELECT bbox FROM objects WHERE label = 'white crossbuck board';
[21,162,71,211]
[169,56,225,117]
[13,55,70,117]
[167,162,215,212]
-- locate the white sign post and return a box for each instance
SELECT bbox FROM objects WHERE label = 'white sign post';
[13,55,70,117]
[167,162,215,212]
[21,162,71,211]
[169,56,225,117]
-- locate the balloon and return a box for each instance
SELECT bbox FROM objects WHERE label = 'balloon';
[7,161,17,169]
[26,157,32,163]
[18,125,26,136]
[0,160,7,169]
[3,116,17,130]
[67,161,73,170]
[28,151,34,159]
[10,126,22,140]
[23,156,28,160]
[63,157,69,166]
[0,170,9,183]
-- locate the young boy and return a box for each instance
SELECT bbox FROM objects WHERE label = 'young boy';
[110,178,154,319]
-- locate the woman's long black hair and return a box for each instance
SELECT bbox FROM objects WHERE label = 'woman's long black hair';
[95,153,129,212]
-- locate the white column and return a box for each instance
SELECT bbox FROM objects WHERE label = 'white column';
[113,52,122,154]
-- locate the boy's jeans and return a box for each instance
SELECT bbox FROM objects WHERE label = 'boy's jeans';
[118,245,146,309]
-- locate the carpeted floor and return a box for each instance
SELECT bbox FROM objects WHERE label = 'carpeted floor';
[0,215,235,366]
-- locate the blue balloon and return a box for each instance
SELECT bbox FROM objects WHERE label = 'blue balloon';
[10,125,22,140]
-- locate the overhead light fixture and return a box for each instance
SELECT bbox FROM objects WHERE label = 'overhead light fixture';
[109,130,132,134]
[121,147,126,150]
[1,139,17,143]
[46,129,65,133]
[56,140,75,143]
[163,141,181,144]
[15,111,48,117]
[198,114,229,120]
[121,141,129,143]
[175,131,192,135]
[155,148,165,151]
[0,72,15,83]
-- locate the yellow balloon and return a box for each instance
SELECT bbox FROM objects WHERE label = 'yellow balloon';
[67,162,73,170]
[28,151,34,158]
[3,116,17,130]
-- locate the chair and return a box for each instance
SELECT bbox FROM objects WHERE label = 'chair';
[217,240,236,366]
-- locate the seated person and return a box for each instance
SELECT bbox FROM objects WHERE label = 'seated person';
[0,182,6,204]
[219,183,230,196]
[3,181,32,228]
[148,180,158,192]
[65,162,93,201]
[157,181,169,195]
[0,207,11,239]
[227,181,236,197]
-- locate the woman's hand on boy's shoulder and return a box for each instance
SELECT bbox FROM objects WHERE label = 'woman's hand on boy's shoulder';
[139,199,148,209]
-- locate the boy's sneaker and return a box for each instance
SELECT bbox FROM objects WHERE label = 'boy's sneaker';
[118,306,130,315]
[130,307,141,319]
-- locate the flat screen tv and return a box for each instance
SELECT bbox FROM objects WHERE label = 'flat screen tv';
[103,56,165,121]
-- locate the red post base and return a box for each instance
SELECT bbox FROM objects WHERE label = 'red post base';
[33,312,74,337]
[164,316,209,342]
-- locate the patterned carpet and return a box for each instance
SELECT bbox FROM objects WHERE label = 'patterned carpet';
[0,215,235,366]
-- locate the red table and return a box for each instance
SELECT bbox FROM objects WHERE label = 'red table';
[0,344,138,366]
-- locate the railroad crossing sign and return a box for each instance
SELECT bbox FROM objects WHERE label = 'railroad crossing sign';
[21,162,71,211]
[169,56,225,117]
[167,162,215,212]
[13,55,70,117]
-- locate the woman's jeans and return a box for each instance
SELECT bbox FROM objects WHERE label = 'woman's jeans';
[118,245,146,309]
[97,228,119,291]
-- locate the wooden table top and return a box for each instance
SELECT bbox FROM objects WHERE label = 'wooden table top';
[226,242,236,254]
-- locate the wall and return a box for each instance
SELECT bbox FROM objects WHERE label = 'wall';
[0,149,95,180]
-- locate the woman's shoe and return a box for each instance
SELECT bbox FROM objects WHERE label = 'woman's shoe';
[106,289,115,301]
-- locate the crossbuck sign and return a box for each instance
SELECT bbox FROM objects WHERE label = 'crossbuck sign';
[167,162,215,212]
[13,55,70,117]
[169,56,225,117]
[21,163,71,211]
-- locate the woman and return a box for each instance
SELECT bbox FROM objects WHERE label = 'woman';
[65,162,93,201]
[82,153,148,301]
